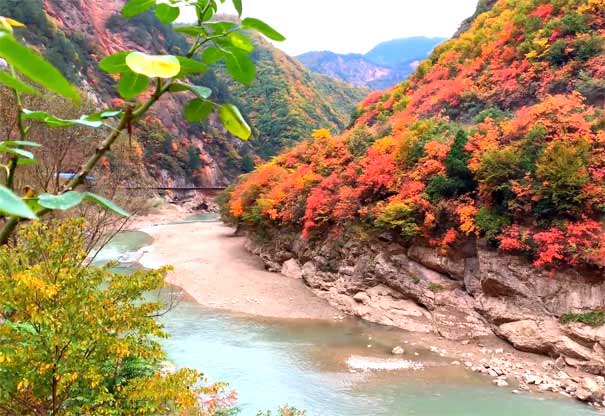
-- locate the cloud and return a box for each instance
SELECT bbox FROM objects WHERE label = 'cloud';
[180,0,478,55]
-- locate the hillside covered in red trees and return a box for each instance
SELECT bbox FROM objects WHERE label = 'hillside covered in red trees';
[225,0,605,273]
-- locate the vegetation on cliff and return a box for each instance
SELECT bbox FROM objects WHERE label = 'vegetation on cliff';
[224,0,605,272]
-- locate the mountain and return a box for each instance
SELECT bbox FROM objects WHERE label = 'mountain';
[296,51,399,90]
[0,0,364,185]
[364,36,446,68]
[225,0,605,362]
[218,38,367,159]
[297,37,445,90]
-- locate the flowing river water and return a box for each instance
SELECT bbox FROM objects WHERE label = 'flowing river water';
[97,216,600,416]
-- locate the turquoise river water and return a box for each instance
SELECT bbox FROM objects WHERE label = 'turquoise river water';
[98,219,601,416]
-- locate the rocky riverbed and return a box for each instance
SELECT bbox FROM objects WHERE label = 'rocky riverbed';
[243,226,605,408]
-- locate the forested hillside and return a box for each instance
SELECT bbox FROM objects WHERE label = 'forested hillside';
[0,0,363,185]
[226,0,605,271]
[219,35,367,159]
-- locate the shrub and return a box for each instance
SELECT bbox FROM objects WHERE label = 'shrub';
[561,311,605,327]
[475,207,511,245]
[547,39,569,66]
[476,148,524,208]
[375,203,419,240]
[535,141,589,217]
[347,128,375,157]
[573,35,604,61]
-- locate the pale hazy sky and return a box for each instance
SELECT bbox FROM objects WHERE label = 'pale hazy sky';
[180,1,479,56]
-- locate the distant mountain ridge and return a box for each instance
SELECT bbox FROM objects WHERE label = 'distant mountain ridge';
[297,36,445,90]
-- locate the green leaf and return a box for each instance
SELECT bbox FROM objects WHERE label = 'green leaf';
[189,85,212,99]
[84,193,130,217]
[0,70,38,95]
[0,186,37,219]
[176,57,207,77]
[122,0,156,18]
[22,110,104,128]
[38,192,84,211]
[228,32,254,52]
[155,3,180,24]
[232,0,242,16]
[17,158,36,166]
[117,70,150,99]
[218,104,251,140]
[224,49,255,85]
[170,83,212,99]
[174,26,208,37]
[207,21,237,34]
[0,144,34,160]
[2,140,41,148]
[184,99,214,122]
[0,32,79,103]
[99,51,130,74]
[241,17,285,41]
[126,52,180,78]
[201,47,224,65]
[84,110,123,122]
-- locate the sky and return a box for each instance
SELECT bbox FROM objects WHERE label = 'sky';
[180,0,479,56]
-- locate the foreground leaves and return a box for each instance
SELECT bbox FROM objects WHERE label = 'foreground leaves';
[125,52,181,78]
[0,186,37,219]
[0,32,79,102]
[219,104,251,140]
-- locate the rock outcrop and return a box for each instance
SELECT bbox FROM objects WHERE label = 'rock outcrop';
[245,227,605,377]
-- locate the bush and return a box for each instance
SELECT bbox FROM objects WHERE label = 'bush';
[573,35,604,61]
[561,311,605,327]
[347,127,375,158]
[535,141,589,217]
[475,207,511,245]
[375,203,419,240]
[547,39,569,66]
[476,148,524,209]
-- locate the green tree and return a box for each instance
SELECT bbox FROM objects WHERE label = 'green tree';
[535,141,589,217]
[0,220,232,415]
[425,129,476,202]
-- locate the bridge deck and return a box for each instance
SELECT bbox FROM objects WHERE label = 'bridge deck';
[124,187,226,191]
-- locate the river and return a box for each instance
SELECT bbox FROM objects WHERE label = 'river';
[96,216,599,416]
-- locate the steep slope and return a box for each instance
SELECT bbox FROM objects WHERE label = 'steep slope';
[1,0,364,185]
[220,37,367,159]
[225,0,605,375]
[297,37,445,90]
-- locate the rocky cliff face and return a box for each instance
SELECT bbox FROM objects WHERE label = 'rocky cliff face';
[35,0,239,186]
[245,228,605,377]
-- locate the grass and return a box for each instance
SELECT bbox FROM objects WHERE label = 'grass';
[561,310,605,327]
[428,283,444,293]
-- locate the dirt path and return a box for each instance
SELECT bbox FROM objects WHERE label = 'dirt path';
[134,209,339,320]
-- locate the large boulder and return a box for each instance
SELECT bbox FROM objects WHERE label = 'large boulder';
[497,319,594,361]
[281,259,303,279]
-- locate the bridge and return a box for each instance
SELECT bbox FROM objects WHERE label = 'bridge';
[123,187,226,191]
